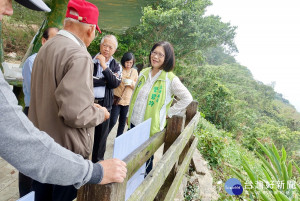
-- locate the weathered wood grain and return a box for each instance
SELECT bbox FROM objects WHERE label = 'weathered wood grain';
[77,130,166,201]
[156,114,185,200]
[164,137,198,201]
[185,101,199,127]
[78,107,199,201]
[0,159,18,201]
[127,112,200,201]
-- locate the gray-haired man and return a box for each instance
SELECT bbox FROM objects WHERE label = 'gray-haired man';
[92,34,122,162]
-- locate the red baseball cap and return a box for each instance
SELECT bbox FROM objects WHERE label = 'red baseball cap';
[66,0,101,33]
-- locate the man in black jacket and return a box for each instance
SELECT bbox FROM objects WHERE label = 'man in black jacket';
[92,35,122,162]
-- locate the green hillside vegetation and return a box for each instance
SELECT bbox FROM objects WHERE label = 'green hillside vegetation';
[1,2,44,55]
[2,0,300,200]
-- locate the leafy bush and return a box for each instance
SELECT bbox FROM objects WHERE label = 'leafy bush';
[2,18,40,58]
[233,139,300,200]
[197,129,225,168]
[1,1,44,58]
[184,180,200,201]
[196,116,228,167]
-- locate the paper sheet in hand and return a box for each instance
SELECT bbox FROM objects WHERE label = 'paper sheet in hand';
[113,119,151,200]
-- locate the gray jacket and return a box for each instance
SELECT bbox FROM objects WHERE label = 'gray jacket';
[0,71,102,188]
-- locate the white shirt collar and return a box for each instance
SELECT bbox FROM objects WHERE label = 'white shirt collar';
[149,69,162,82]
[57,30,86,48]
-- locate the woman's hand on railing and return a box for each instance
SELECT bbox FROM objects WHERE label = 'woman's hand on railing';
[99,158,127,184]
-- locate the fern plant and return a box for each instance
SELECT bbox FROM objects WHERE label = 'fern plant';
[232,139,299,201]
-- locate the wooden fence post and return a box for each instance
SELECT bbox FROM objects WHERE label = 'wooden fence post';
[78,101,199,201]
[185,101,199,127]
[155,101,198,200]
[179,101,199,165]
[77,181,128,201]
[154,114,184,200]
[163,115,185,153]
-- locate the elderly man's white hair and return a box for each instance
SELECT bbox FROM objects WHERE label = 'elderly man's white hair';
[64,17,95,27]
[100,35,118,49]
[64,9,96,28]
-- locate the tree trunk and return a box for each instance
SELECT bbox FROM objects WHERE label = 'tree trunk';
[0,22,4,73]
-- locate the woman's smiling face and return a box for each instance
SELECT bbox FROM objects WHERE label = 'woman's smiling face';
[151,46,165,70]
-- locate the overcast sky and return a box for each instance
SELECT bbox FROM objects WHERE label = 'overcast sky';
[206,0,300,112]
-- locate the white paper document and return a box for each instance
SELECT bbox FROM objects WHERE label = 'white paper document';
[113,119,151,200]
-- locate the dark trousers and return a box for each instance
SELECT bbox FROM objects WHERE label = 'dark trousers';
[31,180,77,201]
[19,172,33,197]
[129,123,153,177]
[23,106,29,116]
[109,104,129,137]
[92,98,111,162]
[19,106,33,197]
[145,156,154,177]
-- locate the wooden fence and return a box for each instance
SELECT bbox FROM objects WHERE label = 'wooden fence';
[77,101,200,201]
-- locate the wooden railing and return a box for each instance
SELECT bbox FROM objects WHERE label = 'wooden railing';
[77,101,200,201]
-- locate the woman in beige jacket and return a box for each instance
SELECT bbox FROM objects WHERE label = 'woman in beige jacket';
[109,52,138,136]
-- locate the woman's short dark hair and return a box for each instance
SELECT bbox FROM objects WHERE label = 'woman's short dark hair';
[121,52,135,67]
[149,41,175,72]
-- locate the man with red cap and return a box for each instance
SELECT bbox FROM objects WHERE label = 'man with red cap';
[28,0,123,200]
[0,0,126,200]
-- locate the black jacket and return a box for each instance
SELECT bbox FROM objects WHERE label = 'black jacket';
[93,58,121,110]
